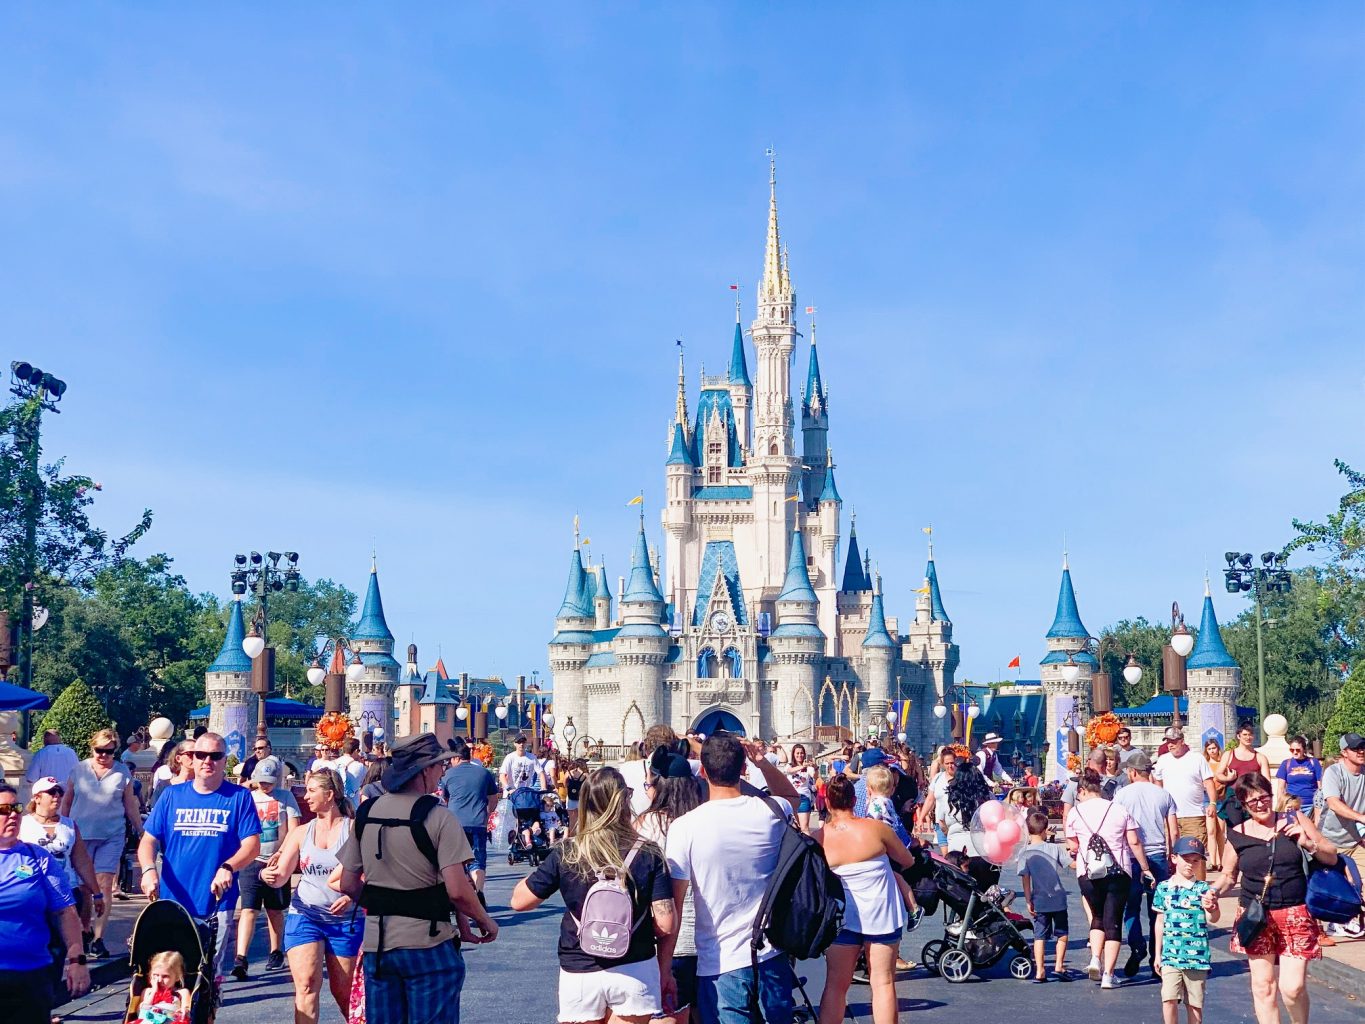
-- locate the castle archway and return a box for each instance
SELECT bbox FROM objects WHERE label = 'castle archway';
[690,707,746,738]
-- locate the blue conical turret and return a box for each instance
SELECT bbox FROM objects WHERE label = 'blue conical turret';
[803,336,825,414]
[1187,584,1238,669]
[666,421,695,466]
[841,518,870,592]
[778,528,818,603]
[207,598,252,673]
[353,563,394,642]
[926,550,949,623]
[819,452,842,504]
[623,520,664,604]
[863,574,896,648]
[728,321,751,387]
[556,549,593,619]
[1046,555,1088,639]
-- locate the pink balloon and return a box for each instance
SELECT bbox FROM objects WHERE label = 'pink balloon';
[995,817,1022,847]
[977,800,1006,828]
[980,832,1005,864]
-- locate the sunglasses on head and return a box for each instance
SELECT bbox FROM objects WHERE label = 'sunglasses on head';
[0,804,21,817]
[192,750,226,762]
[93,747,117,755]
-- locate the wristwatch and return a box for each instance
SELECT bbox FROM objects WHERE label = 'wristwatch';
[218,862,235,875]
[67,955,88,966]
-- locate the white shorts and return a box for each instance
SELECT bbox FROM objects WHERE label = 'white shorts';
[558,958,661,1022]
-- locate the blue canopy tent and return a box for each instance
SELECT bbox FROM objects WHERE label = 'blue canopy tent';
[187,698,324,722]
[0,682,51,712]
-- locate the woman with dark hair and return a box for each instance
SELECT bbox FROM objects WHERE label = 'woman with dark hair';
[511,767,676,1023]
[944,759,991,855]
[1065,769,1153,988]
[816,773,912,1024]
[635,748,702,1024]
[1215,722,1272,828]
[1213,771,1335,1024]
[785,744,817,833]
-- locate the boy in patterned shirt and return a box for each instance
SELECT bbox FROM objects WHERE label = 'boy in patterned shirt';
[1153,837,1221,1024]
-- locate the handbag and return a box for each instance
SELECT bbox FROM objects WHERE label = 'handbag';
[1235,833,1277,948]
[1304,841,1365,924]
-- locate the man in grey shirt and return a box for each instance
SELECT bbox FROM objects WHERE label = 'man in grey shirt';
[1320,732,1365,937]
[1114,752,1175,975]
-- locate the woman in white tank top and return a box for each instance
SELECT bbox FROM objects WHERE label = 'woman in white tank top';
[816,774,915,1024]
[261,768,360,1024]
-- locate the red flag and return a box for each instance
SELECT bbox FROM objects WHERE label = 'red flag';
[805,306,815,314]
[729,283,739,290]
[1007,655,1021,669]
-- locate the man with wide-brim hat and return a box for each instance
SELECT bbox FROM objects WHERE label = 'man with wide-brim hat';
[337,733,497,1023]
[975,732,1015,789]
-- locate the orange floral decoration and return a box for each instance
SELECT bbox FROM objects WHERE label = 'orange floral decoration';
[316,712,355,748]
[947,744,972,760]
[1066,753,1082,774]
[1085,712,1123,748]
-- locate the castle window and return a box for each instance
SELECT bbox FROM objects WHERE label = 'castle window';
[437,706,447,722]
[697,647,718,679]
[723,647,743,679]
[708,441,722,461]
[708,466,722,484]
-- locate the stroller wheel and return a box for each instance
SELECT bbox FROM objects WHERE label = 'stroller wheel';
[938,948,973,984]
[1008,955,1034,981]
[921,939,947,970]
[507,848,516,865]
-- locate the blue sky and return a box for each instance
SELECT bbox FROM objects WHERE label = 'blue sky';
[4,4,1362,686]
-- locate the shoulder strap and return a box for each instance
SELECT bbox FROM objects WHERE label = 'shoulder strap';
[409,794,440,871]
[621,836,645,873]
[354,796,376,838]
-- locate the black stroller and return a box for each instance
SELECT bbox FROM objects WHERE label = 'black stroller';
[505,786,550,867]
[123,899,220,1024]
[916,854,1034,983]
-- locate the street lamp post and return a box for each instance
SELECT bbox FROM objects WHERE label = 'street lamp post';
[1090,638,1144,715]
[307,637,365,714]
[7,361,67,694]
[1167,602,1195,728]
[932,685,979,746]
[1224,551,1291,723]
[233,550,301,741]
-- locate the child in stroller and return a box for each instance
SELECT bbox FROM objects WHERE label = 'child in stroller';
[135,951,190,1024]
[506,785,550,866]
[124,899,219,1024]
[534,793,566,845]
[915,851,1035,984]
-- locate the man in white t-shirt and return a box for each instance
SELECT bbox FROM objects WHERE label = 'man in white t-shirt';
[499,735,543,794]
[666,733,797,1024]
[1152,726,1216,879]
[333,739,367,803]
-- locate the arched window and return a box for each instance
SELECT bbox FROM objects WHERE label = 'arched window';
[723,647,743,679]
[697,647,717,679]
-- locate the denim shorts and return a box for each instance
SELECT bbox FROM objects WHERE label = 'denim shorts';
[1031,909,1069,941]
[833,928,901,946]
[284,909,365,958]
[796,796,813,814]
[464,827,488,872]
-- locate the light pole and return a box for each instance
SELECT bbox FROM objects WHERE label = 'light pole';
[1167,603,1195,728]
[233,550,301,741]
[1224,551,1291,723]
[1090,638,1144,714]
[932,685,979,746]
[307,637,365,714]
[7,361,67,694]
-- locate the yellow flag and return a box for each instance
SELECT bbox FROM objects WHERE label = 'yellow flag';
[914,586,930,594]
[785,495,800,502]
[626,495,644,506]
[581,537,591,546]
[921,526,933,535]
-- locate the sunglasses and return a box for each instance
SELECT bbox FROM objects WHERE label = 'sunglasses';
[0,804,21,817]
[192,750,227,762]
[38,788,64,798]
[93,747,117,755]
[1244,795,1273,807]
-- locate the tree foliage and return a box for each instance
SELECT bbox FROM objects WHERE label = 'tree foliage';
[243,578,359,707]
[1096,617,1176,709]
[1325,667,1365,755]
[37,677,113,754]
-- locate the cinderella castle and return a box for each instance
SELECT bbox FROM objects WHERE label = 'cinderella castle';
[549,162,959,752]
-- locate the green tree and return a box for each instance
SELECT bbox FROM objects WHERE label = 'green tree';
[38,677,113,753]
[1096,617,1175,709]
[1325,666,1365,754]
[1286,459,1365,657]
[243,577,358,707]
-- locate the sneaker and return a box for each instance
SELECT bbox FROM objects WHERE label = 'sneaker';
[851,966,871,985]
[230,956,248,982]
[1318,930,1337,947]
[1123,949,1143,978]
[1100,974,1119,990]
[906,906,924,932]
[89,938,110,960]
[265,950,285,972]
[1344,919,1365,938]
[1087,958,1100,981]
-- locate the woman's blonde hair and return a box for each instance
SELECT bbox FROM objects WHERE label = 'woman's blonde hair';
[89,728,119,753]
[864,764,895,796]
[561,766,655,878]
[149,949,185,984]
[305,768,353,818]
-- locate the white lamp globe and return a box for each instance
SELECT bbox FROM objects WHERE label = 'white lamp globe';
[885,710,897,724]
[495,705,508,721]
[1123,663,1143,686]
[345,661,365,684]
[543,712,556,730]
[243,634,266,660]
[564,723,578,742]
[932,703,947,719]
[897,731,908,743]
[966,703,980,720]
[1171,631,1195,658]
[456,706,469,721]
[307,665,326,687]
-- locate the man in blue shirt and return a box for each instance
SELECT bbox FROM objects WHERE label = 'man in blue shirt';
[439,739,500,902]
[139,732,261,979]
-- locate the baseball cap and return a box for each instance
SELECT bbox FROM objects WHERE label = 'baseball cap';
[860,749,887,770]
[1164,726,1184,741]
[1172,836,1207,859]
[1339,733,1365,752]
[32,776,63,796]
[251,756,282,785]
[1125,751,1152,772]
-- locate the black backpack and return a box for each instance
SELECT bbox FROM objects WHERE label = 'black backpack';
[749,795,845,1016]
[353,795,450,953]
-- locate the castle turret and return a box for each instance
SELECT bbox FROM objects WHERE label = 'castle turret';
[816,451,842,604]
[664,349,695,608]
[347,560,401,737]
[593,564,612,630]
[1186,579,1242,749]
[1039,554,1097,781]
[396,642,424,739]
[769,526,823,736]
[904,533,959,745]
[549,546,595,740]
[841,516,870,593]
[727,310,752,450]
[206,598,255,762]
[615,517,670,734]
[801,320,829,506]
[861,572,896,724]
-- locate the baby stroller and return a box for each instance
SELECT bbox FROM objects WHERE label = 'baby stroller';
[917,854,1034,983]
[505,786,550,867]
[123,898,220,1024]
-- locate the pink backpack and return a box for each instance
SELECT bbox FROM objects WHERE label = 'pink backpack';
[570,838,645,959]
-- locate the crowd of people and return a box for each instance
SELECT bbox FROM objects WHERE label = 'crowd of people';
[1,719,1363,1024]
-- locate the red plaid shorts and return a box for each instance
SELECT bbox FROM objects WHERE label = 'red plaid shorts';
[1229,903,1321,961]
